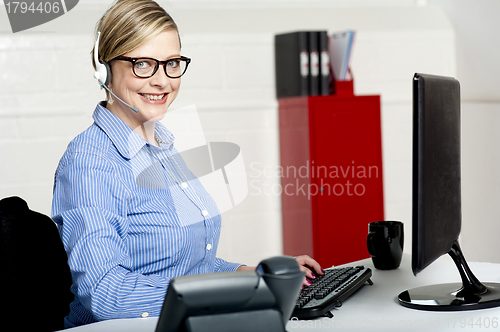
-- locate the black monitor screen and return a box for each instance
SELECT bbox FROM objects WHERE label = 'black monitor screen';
[399,73,500,311]
[412,73,461,275]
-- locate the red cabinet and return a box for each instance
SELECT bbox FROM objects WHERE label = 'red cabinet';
[279,95,384,267]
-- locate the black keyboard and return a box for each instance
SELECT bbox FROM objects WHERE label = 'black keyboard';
[292,266,373,319]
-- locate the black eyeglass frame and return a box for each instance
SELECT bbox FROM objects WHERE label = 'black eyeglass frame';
[112,55,191,79]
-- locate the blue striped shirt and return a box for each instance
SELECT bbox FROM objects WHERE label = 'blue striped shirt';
[51,102,241,328]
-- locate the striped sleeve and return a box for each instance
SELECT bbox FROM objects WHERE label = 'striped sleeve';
[52,150,169,320]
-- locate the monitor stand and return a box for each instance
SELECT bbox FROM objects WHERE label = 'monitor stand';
[398,240,500,311]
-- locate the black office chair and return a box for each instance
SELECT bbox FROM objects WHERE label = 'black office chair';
[0,196,73,331]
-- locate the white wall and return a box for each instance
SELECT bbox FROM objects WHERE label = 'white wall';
[0,0,498,266]
[429,0,500,263]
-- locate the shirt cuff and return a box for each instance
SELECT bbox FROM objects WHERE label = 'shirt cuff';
[214,258,243,272]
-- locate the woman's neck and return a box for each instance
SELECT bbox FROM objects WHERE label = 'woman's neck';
[107,102,159,146]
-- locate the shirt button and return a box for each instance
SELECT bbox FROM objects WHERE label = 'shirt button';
[141,312,149,318]
[202,210,209,217]
[181,182,188,189]
[206,243,212,251]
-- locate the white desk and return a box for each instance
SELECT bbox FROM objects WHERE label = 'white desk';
[288,254,500,331]
[65,254,500,332]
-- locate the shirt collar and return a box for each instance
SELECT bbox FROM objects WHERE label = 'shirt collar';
[93,102,175,159]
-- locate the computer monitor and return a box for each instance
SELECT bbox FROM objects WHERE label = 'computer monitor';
[398,73,500,311]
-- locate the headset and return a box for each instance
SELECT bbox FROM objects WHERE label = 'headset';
[93,9,140,113]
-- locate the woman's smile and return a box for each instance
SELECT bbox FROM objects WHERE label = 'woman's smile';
[139,92,168,103]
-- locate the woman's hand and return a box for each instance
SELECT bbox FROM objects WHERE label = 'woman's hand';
[236,255,324,287]
[295,255,324,287]
[236,265,256,271]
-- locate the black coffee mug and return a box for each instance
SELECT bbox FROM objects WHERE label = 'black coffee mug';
[367,221,404,270]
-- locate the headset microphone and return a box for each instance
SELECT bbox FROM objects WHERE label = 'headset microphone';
[100,81,140,113]
[93,15,139,114]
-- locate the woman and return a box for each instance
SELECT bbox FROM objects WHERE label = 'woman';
[52,0,323,327]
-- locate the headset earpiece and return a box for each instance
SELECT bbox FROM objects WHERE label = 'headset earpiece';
[94,60,111,87]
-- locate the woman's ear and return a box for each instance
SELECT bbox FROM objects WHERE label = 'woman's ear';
[106,60,113,88]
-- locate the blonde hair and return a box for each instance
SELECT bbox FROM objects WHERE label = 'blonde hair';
[91,0,180,98]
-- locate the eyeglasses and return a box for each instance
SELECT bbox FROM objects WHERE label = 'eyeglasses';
[112,55,191,79]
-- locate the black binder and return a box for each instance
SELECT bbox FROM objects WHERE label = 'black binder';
[308,31,320,96]
[319,31,331,95]
[274,31,309,98]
